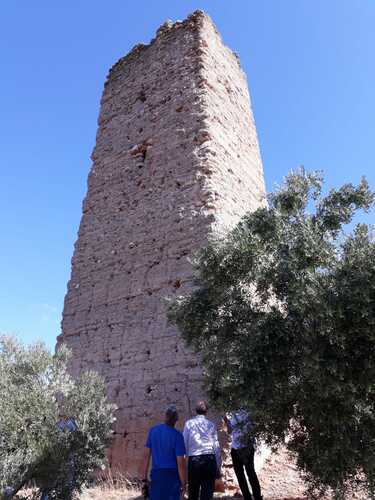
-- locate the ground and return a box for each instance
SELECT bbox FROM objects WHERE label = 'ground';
[80,448,310,500]
[23,448,367,499]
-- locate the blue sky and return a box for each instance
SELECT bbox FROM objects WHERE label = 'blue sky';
[1,0,374,349]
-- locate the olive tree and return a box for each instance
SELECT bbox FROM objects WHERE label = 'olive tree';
[0,336,116,499]
[169,170,375,498]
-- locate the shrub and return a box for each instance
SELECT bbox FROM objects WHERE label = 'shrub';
[169,170,375,498]
[0,336,116,499]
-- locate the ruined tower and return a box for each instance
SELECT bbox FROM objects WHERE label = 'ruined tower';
[58,11,266,474]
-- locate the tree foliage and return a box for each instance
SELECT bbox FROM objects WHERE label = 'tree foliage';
[169,170,375,498]
[0,336,116,499]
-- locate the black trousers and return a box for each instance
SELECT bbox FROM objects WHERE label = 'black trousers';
[231,446,262,500]
[188,454,216,500]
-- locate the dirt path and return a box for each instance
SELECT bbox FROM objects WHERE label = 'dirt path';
[256,448,308,499]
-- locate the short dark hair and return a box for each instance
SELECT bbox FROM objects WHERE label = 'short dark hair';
[196,400,208,415]
[165,405,178,424]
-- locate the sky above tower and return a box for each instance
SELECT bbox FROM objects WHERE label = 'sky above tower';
[1,0,374,349]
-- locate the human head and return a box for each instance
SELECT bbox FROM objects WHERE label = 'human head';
[196,400,208,415]
[58,409,68,421]
[165,404,179,426]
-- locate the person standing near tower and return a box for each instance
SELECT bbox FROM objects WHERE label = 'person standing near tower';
[224,409,263,500]
[183,401,221,500]
[140,405,186,500]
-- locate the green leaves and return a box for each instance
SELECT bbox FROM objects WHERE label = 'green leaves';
[0,336,116,499]
[168,169,375,498]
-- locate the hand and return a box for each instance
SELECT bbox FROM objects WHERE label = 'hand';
[141,479,149,498]
[180,481,187,498]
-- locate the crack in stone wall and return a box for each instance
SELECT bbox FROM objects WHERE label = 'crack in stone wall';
[58,10,266,476]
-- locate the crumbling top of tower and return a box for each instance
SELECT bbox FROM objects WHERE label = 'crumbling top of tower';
[107,10,242,81]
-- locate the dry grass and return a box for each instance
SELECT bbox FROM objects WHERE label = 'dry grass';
[80,472,141,500]
[19,473,142,500]
[80,484,140,500]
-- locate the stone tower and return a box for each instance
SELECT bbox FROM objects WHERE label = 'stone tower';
[58,10,265,474]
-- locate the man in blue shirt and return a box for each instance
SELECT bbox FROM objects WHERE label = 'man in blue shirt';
[140,405,186,500]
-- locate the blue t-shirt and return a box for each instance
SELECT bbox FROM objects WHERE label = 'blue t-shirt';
[145,424,186,470]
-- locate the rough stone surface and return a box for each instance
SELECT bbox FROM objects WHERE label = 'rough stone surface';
[58,10,266,475]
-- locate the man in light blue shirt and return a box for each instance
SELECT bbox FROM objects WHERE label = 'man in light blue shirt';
[40,414,78,500]
[225,409,262,500]
[183,401,221,500]
[140,405,186,500]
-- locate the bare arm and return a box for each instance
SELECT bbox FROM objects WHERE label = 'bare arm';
[223,415,232,434]
[177,456,187,486]
[139,448,151,480]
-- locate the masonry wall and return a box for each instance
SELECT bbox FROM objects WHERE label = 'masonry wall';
[58,10,266,475]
